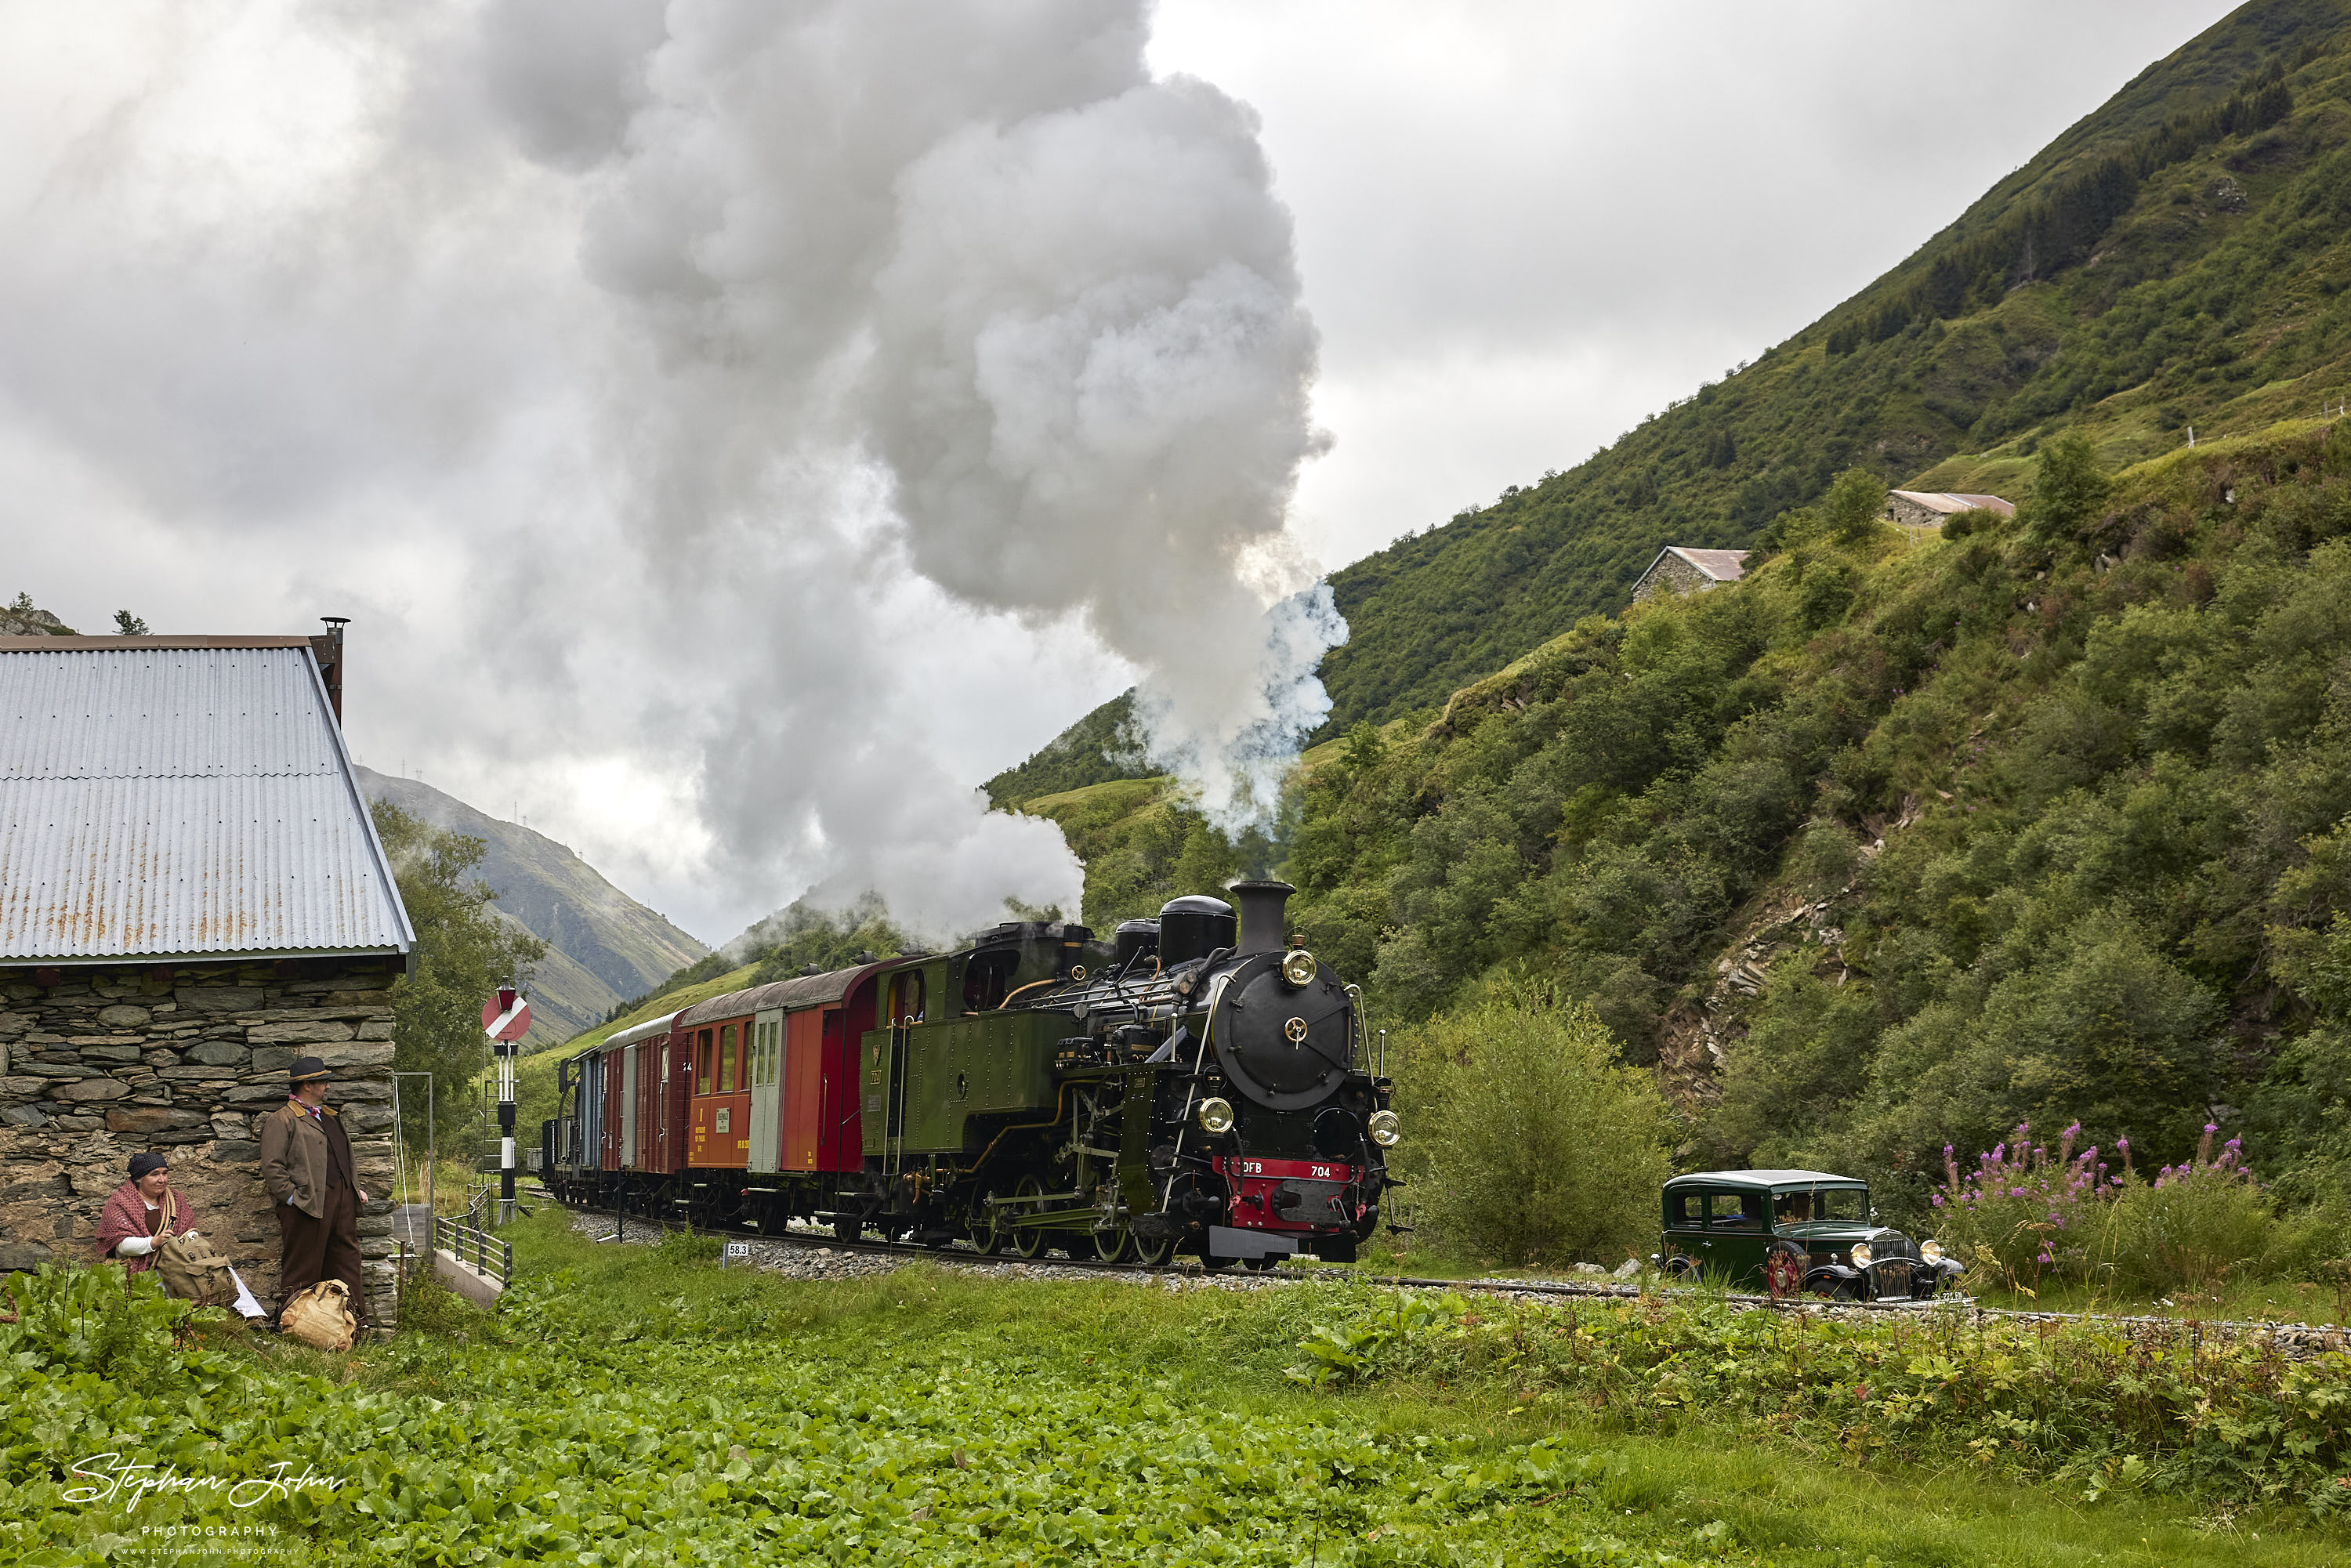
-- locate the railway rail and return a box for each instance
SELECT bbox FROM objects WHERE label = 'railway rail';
[536,1187,2351,1357]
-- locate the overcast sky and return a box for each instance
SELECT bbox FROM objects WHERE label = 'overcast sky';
[3,1,2236,947]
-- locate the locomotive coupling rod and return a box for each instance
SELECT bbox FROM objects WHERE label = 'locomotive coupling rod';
[984,1190,1082,1205]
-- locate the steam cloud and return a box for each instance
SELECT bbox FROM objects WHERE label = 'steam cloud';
[0,0,1343,940]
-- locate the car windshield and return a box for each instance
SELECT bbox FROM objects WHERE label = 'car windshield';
[1775,1187,1865,1224]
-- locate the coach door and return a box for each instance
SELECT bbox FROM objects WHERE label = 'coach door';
[620,1045,639,1168]
[748,1008,783,1173]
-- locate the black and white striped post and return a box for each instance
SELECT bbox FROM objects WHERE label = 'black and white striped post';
[482,983,531,1226]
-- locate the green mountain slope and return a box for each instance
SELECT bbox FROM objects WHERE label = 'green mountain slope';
[1314,0,2351,735]
[1281,424,2351,1220]
[356,766,707,1041]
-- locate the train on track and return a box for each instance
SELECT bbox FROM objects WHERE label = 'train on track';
[542,880,1398,1267]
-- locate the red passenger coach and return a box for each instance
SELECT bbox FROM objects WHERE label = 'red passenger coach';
[549,964,886,1228]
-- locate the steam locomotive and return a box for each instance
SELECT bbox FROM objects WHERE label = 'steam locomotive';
[542,880,1396,1266]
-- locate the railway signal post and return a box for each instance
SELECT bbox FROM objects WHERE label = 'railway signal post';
[483,983,531,1224]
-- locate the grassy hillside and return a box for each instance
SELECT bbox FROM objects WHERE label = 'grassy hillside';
[982,690,1158,808]
[1275,423,2351,1223]
[1313,0,2351,735]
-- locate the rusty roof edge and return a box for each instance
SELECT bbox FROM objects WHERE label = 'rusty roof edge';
[0,945,408,969]
[297,642,418,957]
[0,635,321,650]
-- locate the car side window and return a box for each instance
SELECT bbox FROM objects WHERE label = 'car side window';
[1707,1193,1764,1229]
[1665,1192,1704,1228]
[1773,1191,1813,1225]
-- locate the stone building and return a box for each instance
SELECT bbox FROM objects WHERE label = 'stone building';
[1884,489,2016,531]
[0,631,411,1324]
[1630,546,1749,603]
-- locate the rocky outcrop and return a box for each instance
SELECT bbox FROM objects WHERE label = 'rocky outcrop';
[0,599,78,636]
[0,958,400,1324]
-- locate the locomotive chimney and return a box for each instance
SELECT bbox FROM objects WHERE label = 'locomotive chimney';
[1227,879,1295,957]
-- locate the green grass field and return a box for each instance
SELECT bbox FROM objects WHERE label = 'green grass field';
[9,1208,2345,1565]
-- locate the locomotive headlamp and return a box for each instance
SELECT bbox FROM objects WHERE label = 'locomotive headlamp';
[1280,949,1317,987]
[1919,1240,1946,1265]
[1367,1110,1400,1147]
[1197,1096,1235,1134]
[1849,1242,1874,1269]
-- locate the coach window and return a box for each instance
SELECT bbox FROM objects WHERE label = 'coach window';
[697,1029,714,1095]
[719,1023,738,1092]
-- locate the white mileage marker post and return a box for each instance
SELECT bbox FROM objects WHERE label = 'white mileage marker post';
[482,983,531,1225]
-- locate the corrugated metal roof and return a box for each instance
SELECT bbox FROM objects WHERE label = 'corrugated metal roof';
[1889,489,2017,516]
[1666,548,1750,581]
[0,643,411,961]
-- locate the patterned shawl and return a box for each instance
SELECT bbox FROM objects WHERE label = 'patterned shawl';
[94,1180,197,1273]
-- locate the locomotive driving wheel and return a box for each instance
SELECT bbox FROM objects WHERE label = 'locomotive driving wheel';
[1007,1176,1049,1260]
[970,1189,1009,1254]
[1130,1229,1176,1268]
[1091,1220,1131,1262]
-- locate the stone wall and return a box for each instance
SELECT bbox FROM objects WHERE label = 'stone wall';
[1885,494,1952,531]
[0,955,402,1326]
[1632,551,1717,603]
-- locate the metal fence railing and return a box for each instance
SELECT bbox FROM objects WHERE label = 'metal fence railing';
[435,1215,513,1290]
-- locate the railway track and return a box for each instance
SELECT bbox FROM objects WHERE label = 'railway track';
[534,1186,2351,1354]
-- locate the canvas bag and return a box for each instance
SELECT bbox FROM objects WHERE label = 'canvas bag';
[150,1193,236,1309]
[280,1279,357,1352]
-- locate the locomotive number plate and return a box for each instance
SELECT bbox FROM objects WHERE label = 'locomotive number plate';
[1235,1158,1345,1180]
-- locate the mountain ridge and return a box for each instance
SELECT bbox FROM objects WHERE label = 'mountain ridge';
[355,766,708,1043]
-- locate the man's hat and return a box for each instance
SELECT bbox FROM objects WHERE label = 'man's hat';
[288,1056,331,1084]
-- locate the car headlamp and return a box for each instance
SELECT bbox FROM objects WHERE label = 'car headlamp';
[1367,1109,1400,1147]
[1849,1242,1874,1269]
[1281,949,1317,987]
[1197,1096,1234,1135]
[1919,1239,1946,1266]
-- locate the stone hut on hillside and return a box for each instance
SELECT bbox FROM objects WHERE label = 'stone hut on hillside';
[1631,546,1749,604]
[0,631,411,1324]
[1885,490,2015,531]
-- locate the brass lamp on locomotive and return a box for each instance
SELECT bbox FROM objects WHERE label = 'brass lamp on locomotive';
[545,879,1396,1267]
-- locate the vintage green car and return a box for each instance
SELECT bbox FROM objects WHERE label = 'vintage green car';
[1656,1168,1965,1301]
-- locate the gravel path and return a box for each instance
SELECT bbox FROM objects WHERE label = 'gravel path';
[564,1209,1295,1292]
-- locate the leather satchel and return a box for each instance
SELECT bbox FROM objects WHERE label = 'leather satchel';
[150,1192,237,1309]
[279,1279,357,1352]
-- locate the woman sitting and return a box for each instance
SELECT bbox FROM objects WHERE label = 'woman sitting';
[96,1152,266,1320]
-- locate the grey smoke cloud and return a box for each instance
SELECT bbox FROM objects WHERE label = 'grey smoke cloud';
[546,1,1341,839]
[0,0,1342,942]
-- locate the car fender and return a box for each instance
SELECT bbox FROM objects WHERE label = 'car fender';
[1802,1263,1860,1293]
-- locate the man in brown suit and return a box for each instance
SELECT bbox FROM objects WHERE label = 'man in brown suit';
[258,1056,370,1328]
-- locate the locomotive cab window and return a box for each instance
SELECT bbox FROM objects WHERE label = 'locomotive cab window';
[961,950,1018,1012]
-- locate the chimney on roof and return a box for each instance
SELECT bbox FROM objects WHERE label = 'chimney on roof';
[313,617,349,726]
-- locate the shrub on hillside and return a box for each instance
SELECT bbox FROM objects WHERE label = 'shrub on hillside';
[2105,1127,2275,1295]
[1396,985,1668,1268]
[1935,1121,2286,1296]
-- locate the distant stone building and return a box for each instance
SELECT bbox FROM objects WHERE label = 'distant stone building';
[0,631,411,1325]
[1885,490,2016,531]
[1632,547,1750,603]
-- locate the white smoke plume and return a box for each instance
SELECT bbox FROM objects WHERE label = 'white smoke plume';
[0,0,1344,940]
